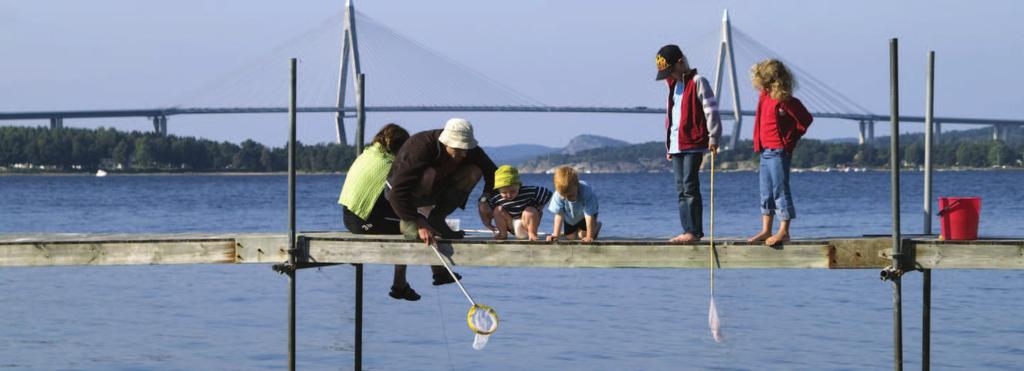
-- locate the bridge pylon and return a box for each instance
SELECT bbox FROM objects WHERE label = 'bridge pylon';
[333,0,366,146]
[712,10,743,151]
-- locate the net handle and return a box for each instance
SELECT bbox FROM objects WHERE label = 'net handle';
[430,243,476,306]
[710,151,716,296]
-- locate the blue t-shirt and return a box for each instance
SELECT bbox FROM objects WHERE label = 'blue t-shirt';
[547,181,599,225]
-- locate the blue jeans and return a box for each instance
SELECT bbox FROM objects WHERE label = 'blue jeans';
[759,149,796,220]
[671,152,704,237]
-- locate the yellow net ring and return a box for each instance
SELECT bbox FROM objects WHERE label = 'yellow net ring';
[466,304,499,336]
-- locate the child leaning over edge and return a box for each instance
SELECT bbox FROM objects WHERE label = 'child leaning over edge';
[747,59,813,246]
[546,166,601,242]
[488,165,553,241]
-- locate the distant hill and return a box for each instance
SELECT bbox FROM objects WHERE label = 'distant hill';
[561,134,629,155]
[484,144,558,165]
[483,134,629,165]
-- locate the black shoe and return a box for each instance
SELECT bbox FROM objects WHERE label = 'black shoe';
[433,272,462,286]
[428,216,465,239]
[389,284,421,301]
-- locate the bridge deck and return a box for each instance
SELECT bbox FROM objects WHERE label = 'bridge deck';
[1,232,1021,269]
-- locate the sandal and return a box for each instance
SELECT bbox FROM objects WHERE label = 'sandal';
[432,272,462,286]
[389,284,421,301]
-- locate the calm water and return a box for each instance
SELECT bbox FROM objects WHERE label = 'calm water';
[0,171,1022,370]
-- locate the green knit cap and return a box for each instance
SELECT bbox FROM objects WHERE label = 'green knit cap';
[494,165,521,190]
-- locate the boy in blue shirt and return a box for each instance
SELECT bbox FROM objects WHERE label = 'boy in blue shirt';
[545,166,601,242]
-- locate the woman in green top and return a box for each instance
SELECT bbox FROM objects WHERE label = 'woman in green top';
[339,124,421,300]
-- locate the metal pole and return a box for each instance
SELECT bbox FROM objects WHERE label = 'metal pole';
[889,38,904,371]
[924,51,934,235]
[922,50,935,371]
[355,73,366,154]
[355,264,363,371]
[287,57,298,371]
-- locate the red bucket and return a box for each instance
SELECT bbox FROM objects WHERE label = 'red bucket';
[938,197,981,240]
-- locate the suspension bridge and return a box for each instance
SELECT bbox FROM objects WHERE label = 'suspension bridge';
[1,4,1021,149]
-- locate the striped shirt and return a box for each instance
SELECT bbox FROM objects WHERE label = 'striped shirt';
[487,185,553,219]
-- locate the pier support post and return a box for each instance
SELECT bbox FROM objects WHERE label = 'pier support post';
[922,50,935,371]
[889,38,904,371]
[355,264,363,371]
[287,58,299,371]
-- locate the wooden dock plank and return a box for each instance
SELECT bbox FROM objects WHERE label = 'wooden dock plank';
[0,233,1022,270]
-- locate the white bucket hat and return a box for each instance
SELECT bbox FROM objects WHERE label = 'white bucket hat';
[438,118,478,150]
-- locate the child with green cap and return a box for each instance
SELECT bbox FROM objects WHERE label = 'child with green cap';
[486,165,553,240]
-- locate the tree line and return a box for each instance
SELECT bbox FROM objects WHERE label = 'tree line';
[0,126,356,172]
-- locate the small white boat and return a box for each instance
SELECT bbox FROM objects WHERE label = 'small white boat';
[95,169,108,177]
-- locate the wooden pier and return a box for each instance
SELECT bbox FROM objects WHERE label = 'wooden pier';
[2,232,1022,270]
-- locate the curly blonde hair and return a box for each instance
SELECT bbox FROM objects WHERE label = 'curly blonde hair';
[751,59,794,101]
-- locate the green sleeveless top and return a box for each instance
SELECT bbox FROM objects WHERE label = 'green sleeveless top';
[338,143,394,220]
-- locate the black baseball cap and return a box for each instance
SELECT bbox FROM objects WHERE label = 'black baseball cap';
[655,44,683,80]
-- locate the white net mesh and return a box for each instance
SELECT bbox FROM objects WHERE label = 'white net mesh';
[467,304,498,350]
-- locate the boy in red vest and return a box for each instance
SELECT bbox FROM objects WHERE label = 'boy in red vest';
[654,44,722,242]
[747,59,813,246]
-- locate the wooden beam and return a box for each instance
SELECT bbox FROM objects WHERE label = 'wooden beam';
[0,233,1021,270]
[305,235,836,269]
[0,238,235,267]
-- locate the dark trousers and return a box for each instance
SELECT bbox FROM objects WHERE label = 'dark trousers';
[342,192,401,234]
[671,152,704,237]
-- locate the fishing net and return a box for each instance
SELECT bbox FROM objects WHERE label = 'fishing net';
[431,243,500,350]
[468,304,499,350]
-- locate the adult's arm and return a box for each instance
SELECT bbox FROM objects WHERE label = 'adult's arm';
[388,138,433,222]
[697,77,723,147]
[781,97,814,137]
[469,147,498,196]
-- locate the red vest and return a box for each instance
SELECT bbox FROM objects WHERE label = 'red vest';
[753,91,813,153]
[664,70,708,152]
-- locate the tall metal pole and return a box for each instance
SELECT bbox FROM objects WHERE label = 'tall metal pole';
[924,51,934,235]
[723,10,743,150]
[287,57,298,371]
[889,38,904,371]
[922,50,935,371]
[355,73,367,154]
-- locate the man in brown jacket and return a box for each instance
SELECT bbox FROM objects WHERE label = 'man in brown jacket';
[387,118,497,283]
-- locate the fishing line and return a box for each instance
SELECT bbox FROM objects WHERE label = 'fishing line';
[434,287,457,371]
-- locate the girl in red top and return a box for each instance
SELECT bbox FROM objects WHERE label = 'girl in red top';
[747,59,813,246]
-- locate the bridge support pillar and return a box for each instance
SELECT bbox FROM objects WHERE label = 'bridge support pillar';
[152,116,167,136]
[934,122,941,144]
[49,117,63,129]
[993,124,1003,141]
[867,120,875,143]
[858,120,867,145]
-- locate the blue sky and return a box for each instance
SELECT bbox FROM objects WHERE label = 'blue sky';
[1,0,1021,147]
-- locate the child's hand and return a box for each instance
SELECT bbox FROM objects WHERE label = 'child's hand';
[546,235,559,242]
[581,236,594,243]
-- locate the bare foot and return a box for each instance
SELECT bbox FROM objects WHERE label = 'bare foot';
[765,232,790,246]
[748,230,772,242]
[670,233,700,242]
